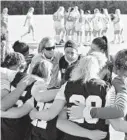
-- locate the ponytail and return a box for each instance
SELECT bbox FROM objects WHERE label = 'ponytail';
[102,36,109,60]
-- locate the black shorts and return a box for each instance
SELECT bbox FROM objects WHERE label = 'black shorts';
[25,125,48,140]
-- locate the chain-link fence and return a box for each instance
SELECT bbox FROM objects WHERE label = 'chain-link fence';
[1,1,127,15]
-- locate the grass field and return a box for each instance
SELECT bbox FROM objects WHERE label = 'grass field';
[8,15,127,140]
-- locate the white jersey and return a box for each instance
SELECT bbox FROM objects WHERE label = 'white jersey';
[92,13,103,31]
[65,11,75,30]
[113,16,123,31]
[1,13,8,25]
[53,12,64,30]
[75,14,84,32]
[102,14,110,30]
[84,14,93,31]
[26,12,34,26]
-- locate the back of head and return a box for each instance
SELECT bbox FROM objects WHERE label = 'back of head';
[70,55,100,83]
[31,60,52,80]
[1,52,26,71]
[92,36,109,59]
[12,40,29,56]
[114,49,127,71]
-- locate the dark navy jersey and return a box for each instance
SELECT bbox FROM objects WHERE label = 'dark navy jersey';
[1,72,35,140]
[29,99,59,140]
[64,79,109,140]
[59,55,82,83]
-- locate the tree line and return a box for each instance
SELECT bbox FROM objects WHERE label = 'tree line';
[1,1,127,15]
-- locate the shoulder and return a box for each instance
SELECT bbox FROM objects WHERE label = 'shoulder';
[31,53,44,62]
[0,67,17,82]
[112,76,127,93]
[86,79,107,93]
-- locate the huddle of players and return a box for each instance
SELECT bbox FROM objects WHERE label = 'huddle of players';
[53,6,124,45]
[1,36,127,140]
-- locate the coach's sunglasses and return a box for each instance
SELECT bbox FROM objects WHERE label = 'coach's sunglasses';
[44,46,55,51]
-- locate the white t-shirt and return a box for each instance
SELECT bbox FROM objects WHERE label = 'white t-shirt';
[0,67,17,91]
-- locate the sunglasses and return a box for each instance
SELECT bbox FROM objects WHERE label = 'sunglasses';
[44,46,55,51]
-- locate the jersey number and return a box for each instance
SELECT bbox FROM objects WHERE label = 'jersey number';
[32,102,52,129]
[69,95,102,124]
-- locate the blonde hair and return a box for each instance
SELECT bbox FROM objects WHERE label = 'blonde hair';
[31,60,52,81]
[37,37,55,53]
[115,9,121,17]
[70,52,107,83]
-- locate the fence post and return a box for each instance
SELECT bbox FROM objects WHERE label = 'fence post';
[42,0,45,14]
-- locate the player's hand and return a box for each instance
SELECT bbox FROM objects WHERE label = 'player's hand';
[88,130,107,140]
[17,75,36,88]
[29,108,38,120]
[67,101,85,120]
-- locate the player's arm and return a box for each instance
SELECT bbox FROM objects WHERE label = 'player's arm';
[32,81,66,102]
[23,14,28,26]
[57,109,107,140]
[1,97,34,118]
[90,78,127,119]
[31,83,59,102]
[29,99,66,121]
[109,119,127,132]
[30,84,67,120]
[1,75,36,111]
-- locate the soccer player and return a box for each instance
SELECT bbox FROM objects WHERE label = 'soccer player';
[84,10,93,45]
[92,8,103,38]
[74,9,84,45]
[24,60,62,140]
[111,9,124,44]
[21,7,35,41]
[28,37,63,89]
[1,52,36,140]
[65,7,76,41]
[1,8,8,30]
[101,9,110,36]
[59,40,82,85]
[68,49,127,140]
[12,40,34,72]
[53,6,65,45]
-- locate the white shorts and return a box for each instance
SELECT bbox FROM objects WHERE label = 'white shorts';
[54,21,64,30]
[75,22,84,32]
[85,23,93,32]
[114,22,123,31]
[66,21,74,30]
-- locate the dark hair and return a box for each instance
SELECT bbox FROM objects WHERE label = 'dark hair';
[85,10,91,14]
[31,60,50,79]
[1,52,26,69]
[114,49,127,70]
[92,36,109,59]
[64,40,78,51]
[100,8,104,14]
[70,7,74,12]
[12,41,29,56]
[110,13,115,21]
